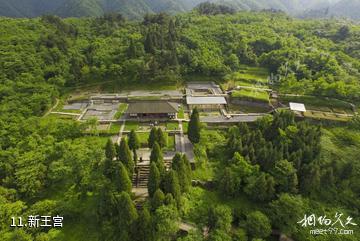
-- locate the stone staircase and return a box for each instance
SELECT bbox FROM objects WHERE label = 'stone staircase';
[132,160,172,188]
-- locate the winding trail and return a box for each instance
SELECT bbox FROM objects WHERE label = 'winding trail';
[44,98,59,117]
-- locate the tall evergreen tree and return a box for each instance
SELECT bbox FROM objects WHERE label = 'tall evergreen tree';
[144,31,155,54]
[151,188,165,211]
[172,153,190,193]
[128,129,140,151]
[148,127,157,148]
[156,128,167,148]
[133,208,154,241]
[163,170,181,207]
[245,172,275,202]
[114,162,132,193]
[127,38,137,59]
[148,162,161,197]
[188,108,201,143]
[105,138,116,160]
[104,139,116,180]
[168,19,176,42]
[118,137,134,176]
[115,192,138,240]
[97,180,116,219]
[150,142,165,173]
[103,157,113,181]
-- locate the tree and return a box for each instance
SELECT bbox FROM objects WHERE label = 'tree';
[148,127,157,148]
[171,153,191,193]
[156,128,167,148]
[148,162,161,197]
[208,205,232,232]
[105,139,116,160]
[150,142,164,173]
[269,194,307,234]
[118,137,134,176]
[151,188,165,211]
[335,25,350,40]
[114,162,132,193]
[219,167,238,197]
[128,130,140,151]
[188,108,201,143]
[272,159,298,193]
[208,229,232,241]
[246,211,272,239]
[163,170,181,206]
[300,163,320,196]
[97,180,116,219]
[154,205,179,241]
[127,39,137,58]
[133,208,154,241]
[144,32,155,54]
[115,192,138,240]
[245,172,275,202]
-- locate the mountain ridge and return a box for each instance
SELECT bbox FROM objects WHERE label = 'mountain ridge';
[0,0,358,19]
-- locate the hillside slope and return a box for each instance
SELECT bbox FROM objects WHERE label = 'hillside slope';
[0,0,358,19]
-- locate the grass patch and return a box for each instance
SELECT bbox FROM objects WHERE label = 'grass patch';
[304,111,350,122]
[182,122,189,134]
[166,122,179,131]
[114,103,128,119]
[231,89,269,103]
[137,132,150,147]
[280,95,353,113]
[228,103,271,113]
[124,121,139,131]
[48,113,78,120]
[128,96,163,101]
[102,81,180,92]
[222,65,270,90]
[108,122,122,135]
[166,134,175,150]
[178,106,185,119]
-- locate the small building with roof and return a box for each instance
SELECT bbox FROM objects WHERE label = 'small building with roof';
[126,101,179,119]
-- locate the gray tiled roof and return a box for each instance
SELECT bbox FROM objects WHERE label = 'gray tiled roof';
[126,101,179,114]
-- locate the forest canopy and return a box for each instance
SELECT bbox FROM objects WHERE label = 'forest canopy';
[1,9,360,241]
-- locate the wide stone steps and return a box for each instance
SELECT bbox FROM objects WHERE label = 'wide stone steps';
[132,160,172,188]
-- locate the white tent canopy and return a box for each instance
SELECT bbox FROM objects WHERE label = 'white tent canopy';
[289,102,306,112]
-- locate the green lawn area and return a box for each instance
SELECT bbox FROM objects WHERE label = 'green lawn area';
[128,96,163,101]
[228,103,271,113]
[178,106,185,119]
[304,111,350,122]
[166,134,175,150]
[108,122,122,134]
[182,122,189,134]
[280,95,354,114]
[133,132,174,149]
[102,81,180,92]
[48,113,78,120]
[222,65,270,90]
[124,121,139,131]
[137,132,149,147]
[231,89,270,103]
[166,122,179,131]
[114,103,128,119]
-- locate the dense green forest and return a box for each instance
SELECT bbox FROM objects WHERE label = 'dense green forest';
[1,7,360,241]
